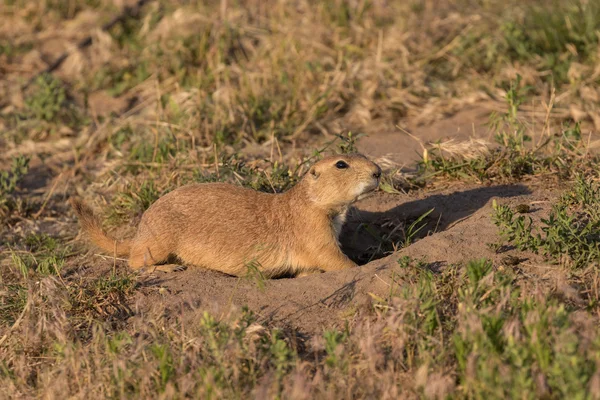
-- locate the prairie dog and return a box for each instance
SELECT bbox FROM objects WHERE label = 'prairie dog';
[70,154,382,278]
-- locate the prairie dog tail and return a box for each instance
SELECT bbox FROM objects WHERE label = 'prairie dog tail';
[69,197,131,257]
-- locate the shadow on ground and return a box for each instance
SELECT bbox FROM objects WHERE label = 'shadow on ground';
[341,184,531,264]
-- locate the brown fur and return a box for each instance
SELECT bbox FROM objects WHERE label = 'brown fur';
[71,154,382,277]
[69,198,131,257]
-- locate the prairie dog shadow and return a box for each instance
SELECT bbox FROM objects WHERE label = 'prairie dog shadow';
[341,184,531,265]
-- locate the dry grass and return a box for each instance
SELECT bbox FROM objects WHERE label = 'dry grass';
[2,0,600,398]
[2,258,600,398]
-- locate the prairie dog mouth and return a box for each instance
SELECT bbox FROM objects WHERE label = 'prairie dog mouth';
[354,178,380,201]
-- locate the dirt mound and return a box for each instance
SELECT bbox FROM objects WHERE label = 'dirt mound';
[117,181,559,335]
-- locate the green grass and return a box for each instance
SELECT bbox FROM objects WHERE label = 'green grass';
[3,254,598,398]
[501,0,600,85]
[93,63,152,98]
[419,75,593,184]
[9,232,72,276]
[0,281,28,326]
[25,74,68,123]
[106,179,166,226]
[2,0,600,398]
[0,41,33,59]
[4,74,90,141]
[452,260,598,398]
[493,175,600,268]
[0,156,29,220]
[440,0,600,87]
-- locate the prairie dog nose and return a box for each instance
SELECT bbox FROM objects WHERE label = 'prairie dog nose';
[373,167,382,179]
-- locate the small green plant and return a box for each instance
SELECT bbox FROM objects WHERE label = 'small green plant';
[9,233,71,276]
[25,74,67,122]
[0,155,29,218]
[150,343,176,392]
[268,329,294,381]
[397,255,414,269]
[493,176,600,268]
[453,258,597,399]
[107,180,165,225]
[491,199,538,252]
[0,41,33,58]
[323,329,349,369]
[106,63,151,97]
[464,258,494,293]
[337,132,366,154]
[490,74,532,150]
[244,260,267,291]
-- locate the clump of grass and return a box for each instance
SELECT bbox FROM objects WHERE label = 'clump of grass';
[24,74,68,123]
[501,0,600,85]
[0,280,28,326]
[419,75,593,184]
[8,73,89,139]
[0,155,29,220]
[106,180,166,226]
[1,255,600,398]
[0,41,33,59]
[492,175,600,268]
[452,259,598,398]
[9,232,72,276]
[441,0,600,87]
[94,62,151,97]
[67,272,137,332]
[107,124,194,174]
[336,131,366,155]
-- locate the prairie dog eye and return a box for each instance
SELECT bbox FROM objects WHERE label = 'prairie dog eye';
[335,161,349,169]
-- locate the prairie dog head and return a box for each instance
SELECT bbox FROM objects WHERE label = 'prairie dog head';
[302,154,382,209]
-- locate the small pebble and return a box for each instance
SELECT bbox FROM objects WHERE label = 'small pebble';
[501,255,521,266]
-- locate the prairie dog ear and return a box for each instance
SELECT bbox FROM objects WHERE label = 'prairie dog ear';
[309,166,320,179]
